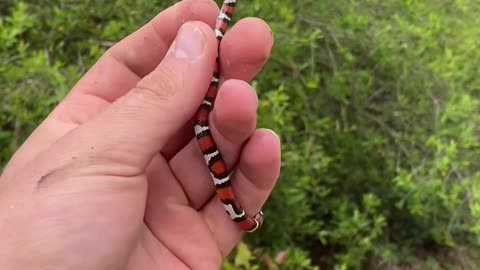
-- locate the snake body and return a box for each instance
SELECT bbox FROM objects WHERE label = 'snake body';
[193,0,263,233]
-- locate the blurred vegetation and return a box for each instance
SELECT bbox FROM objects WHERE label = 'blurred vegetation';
[1,0,480,269]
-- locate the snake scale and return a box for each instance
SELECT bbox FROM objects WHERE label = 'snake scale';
[193,0,264,233]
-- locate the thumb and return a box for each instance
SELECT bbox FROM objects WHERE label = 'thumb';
[69,22,217,170]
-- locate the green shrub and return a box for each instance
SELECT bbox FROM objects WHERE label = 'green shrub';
[1,0,479,269]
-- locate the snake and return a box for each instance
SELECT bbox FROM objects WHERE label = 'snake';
[193,0,264,233]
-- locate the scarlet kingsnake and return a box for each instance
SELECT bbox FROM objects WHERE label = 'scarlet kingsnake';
[193,0,264,232]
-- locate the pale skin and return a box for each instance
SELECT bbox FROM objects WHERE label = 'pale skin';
[0,0,280,269]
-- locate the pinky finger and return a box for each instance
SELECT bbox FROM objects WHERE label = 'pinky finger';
[200,129,281,256]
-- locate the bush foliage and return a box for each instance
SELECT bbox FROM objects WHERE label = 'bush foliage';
[1,0,479,269]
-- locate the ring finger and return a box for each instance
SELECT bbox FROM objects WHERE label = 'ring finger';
[201,128,281,255]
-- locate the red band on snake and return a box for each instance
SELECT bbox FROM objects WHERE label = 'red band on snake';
[193,0,264,233]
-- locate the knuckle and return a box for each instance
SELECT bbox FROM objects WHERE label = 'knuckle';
[133,67,179,102]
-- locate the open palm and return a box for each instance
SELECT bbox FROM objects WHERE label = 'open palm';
[0,1,279,269]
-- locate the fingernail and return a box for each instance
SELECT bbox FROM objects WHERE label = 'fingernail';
[174,23,205,61]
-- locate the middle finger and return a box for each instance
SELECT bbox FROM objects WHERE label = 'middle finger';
[168,79,258,209]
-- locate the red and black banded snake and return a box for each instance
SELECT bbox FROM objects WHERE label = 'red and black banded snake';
[193,0,264,232]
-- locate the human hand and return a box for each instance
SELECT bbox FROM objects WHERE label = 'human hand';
[0,0,280,269]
